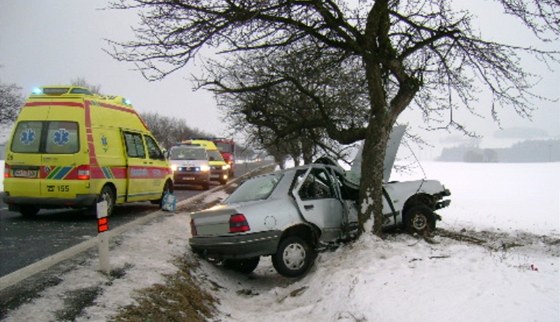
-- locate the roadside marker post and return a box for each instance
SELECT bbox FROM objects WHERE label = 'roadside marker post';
[97,201,110,274]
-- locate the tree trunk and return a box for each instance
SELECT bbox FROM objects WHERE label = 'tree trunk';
[358,117,390,237]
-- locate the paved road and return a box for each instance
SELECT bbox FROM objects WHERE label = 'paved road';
[0,161,270,277]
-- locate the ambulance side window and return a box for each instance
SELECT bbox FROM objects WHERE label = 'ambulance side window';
[123,132,146,158]
[144,135,164,160]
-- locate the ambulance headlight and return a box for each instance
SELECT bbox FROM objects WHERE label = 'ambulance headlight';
[171,164,178,172]
[200,165,210,172]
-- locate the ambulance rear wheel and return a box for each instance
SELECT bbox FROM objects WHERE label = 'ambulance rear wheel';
[98,185,116,217]
[20,206,39,218]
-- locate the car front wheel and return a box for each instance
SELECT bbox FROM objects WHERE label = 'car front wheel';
[272,236,315,278]
[404,205,435,236]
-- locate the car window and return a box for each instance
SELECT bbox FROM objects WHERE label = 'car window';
[123,132,145,158]
[226,173,283,203]
[297,168,336,200]
[207,150,224,162]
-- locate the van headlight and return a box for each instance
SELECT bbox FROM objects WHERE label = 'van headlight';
[171,164,178,172]
[200,165,210,172]
[223,164,230,170]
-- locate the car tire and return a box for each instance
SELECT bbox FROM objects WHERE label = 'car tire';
[98,185,116,217]
[224,257,260,274]
[20,206,39,218]
[272,236,315,278]
[202,182,210,190]
[404,205,435,235]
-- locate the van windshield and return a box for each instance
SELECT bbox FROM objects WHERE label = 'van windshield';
[11,121,79,154]
[169,147,207,160]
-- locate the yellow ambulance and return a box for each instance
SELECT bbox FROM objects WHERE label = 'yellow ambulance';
[3,86,173,217]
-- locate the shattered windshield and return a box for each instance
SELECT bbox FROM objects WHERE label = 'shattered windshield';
[226,173,283,203]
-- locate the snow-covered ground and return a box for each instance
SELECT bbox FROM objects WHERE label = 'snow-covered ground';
[2,161,559,322]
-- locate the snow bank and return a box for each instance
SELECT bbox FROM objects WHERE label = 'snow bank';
[392,162,560,234]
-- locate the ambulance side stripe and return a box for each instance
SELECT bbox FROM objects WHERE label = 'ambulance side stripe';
[24,101,84,108]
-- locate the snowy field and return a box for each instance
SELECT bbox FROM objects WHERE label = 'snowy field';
[2,161,559,322]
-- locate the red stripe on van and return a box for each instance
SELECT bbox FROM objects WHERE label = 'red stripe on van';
[97,102,149,131]
[84,101,99,167]
[24,101,85,108]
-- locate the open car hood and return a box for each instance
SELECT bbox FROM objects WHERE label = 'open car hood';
[347,125,406,185]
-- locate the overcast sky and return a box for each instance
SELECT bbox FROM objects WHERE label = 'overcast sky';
[0,0,558,150]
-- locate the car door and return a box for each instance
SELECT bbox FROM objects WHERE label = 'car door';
[292,167,345,241]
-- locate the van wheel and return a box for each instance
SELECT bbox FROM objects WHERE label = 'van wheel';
[20,206,39,218]
[156,180,173,208]
[98,185,116,217]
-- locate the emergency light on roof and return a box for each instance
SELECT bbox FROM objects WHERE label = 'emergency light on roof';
[31,86,94,96]
[105,95,132,106]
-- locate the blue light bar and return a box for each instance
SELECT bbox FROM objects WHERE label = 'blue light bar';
[31,87,43,95]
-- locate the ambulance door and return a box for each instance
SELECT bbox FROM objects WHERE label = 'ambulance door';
[122,131,151,202]
[6,121,44,197]
[143,134,170,197]
[41,121,83,199]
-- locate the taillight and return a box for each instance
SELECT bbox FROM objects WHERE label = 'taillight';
[77,165,90,180]
[4,163,10,178]
[190,218,198,236]
[229,214,250,233]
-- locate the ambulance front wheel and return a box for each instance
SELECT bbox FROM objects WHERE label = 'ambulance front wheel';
[98,185,116,217]
[154,180,173,208]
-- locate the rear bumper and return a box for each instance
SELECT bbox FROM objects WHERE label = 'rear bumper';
[3,192,98,209]
[189,230,282,260]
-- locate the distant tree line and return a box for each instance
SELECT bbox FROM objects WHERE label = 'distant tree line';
[438,139,560,163]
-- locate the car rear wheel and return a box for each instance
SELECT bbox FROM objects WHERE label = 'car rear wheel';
[404,205,435,235]
[272,236,315,278]
[224,257,260,274]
